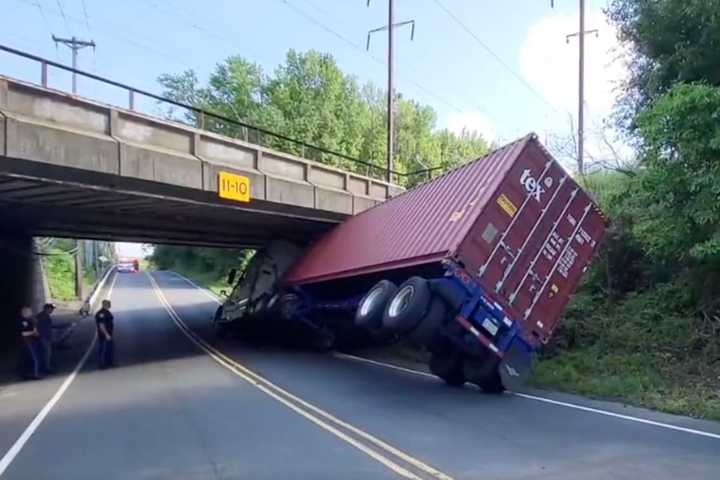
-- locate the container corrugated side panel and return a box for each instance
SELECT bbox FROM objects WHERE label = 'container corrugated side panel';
[456,137,607,345]
[284,135,534,285]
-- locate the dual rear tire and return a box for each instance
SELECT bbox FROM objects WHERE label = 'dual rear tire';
[355,276,448,346]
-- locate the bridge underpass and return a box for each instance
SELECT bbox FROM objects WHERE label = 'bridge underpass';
[0,74,401,247]
[0,63,403,351]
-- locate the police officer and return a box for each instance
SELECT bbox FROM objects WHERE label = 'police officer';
[18,306,41,379]
[95,300,114,369]
[36,303,56,374]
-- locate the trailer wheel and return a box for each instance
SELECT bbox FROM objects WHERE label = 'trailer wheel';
[355,280,397,330]
[408,297,448,347]
[383,277,431,333]
[311,328,336,352]
[476,369,505,394]
[429,352,466,387]
[213,305,224,324]
[463,357,504,393]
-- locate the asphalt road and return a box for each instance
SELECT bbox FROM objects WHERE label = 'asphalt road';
[1,270,718,479]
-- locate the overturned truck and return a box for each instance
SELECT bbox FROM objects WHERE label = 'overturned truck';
[214,134,607,391]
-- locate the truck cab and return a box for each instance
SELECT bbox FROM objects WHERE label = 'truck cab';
[214,240,304,334]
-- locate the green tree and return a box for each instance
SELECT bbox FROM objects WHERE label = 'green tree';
[631,83,720,263]
[158,49,489,184]
[608,0,720,129]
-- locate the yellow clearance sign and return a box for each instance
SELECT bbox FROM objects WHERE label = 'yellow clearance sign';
[218,171,250,203]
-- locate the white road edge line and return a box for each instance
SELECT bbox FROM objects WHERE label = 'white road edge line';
[333,353,720,441]
[0,270,117,477]
[147,272,453,480]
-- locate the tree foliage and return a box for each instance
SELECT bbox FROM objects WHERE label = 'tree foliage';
[608,0,720,129]
[539,2,720,417]
[632,83,720,262]
[158,50,490,185]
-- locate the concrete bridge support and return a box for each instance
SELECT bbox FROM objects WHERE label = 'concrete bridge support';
[0,233,48,353]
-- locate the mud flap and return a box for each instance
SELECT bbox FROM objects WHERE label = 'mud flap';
[499,338,534,391]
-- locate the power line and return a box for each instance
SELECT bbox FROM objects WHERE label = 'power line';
[431,0,565,116]
[13,0,190,68]
[81,0,92,33]
[30,1,54,42]
[279,0,484,116]
[54,0,70,33]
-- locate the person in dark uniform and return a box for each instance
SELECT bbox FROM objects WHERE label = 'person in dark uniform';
[18,306,42,379]
[35,303,56,374]
[95,300,114,369]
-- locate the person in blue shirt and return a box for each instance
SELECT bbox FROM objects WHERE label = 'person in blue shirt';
[18,306,41,379]
[95,300,115,369]
[35,303,56,374]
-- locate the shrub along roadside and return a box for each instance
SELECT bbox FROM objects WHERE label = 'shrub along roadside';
[534,280,720,421]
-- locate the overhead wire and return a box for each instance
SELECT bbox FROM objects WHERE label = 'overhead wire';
[430,0,566,117]
[280,0,487,117]
[13,0,190,68]
[81,0,92,33]
[54,0,71,34]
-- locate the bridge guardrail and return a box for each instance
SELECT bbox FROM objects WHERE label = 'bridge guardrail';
[0,44,442,185]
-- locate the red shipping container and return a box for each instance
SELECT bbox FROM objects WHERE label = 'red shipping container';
[285,134,607,344]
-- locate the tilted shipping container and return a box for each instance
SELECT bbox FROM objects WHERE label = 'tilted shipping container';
[285,133,607,346]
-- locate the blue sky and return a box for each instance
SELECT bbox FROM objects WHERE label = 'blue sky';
[1,0,620,142]
[1,0,622,257]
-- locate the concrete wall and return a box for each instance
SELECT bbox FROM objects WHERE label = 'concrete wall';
[0,234,34,352]
[0,76,403,216]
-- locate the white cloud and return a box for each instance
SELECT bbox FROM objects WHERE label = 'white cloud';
[445,110,496,142]
[519,11,627,119]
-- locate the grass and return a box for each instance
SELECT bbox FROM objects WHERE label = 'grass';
[533,344,720,422]
[44,250,78,301]
[43,250,102,302]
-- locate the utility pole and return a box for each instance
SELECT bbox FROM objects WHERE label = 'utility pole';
[52,35,95,94]
[556,0,597,175]
[74,240,84,300]
[366,1,415,183]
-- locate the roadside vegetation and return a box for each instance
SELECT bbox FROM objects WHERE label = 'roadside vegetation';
[41,239,114,302]
[152,0,720,421]
[534,0,720,420]
[149,246,250,296]
[43,248,78,302]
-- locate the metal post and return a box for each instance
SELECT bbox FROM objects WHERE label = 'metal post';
[578,0,585,175]
[71,36,78,94]
[41,61,48,87]
[367,2,414,183]
[387,0,394,184]
[128,89,135,110]
[74,240,84,300]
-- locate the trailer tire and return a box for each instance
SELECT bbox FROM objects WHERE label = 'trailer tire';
[383,277,431,333]
[476,369,505,394]
[463,357,503,393]
[430,279,466,311]
[408,297,448,347]
[213,305,224,324]
[312,328,336,352]
[355,280,397,330]
[429,352,466,387]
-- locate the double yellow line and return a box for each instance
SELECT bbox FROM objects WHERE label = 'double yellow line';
[146,272,454,480]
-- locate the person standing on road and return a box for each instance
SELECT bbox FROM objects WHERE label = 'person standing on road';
[35,303,56,374]
[96,300,115,369]
[18,306,42,379]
